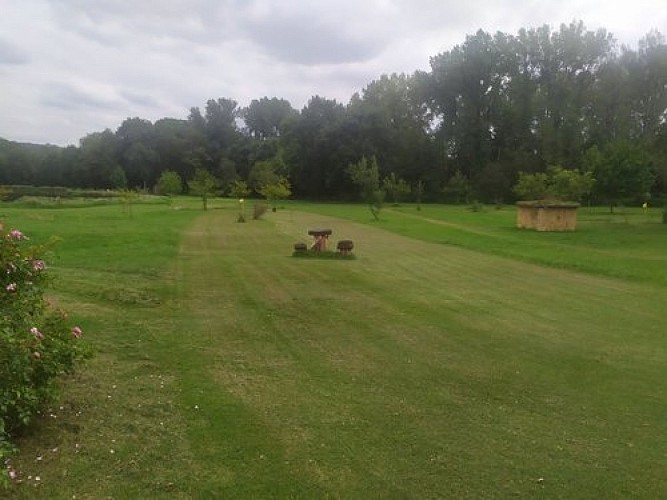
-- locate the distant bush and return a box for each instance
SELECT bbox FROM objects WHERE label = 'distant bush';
[155,170,183,196]
[513,166,594,202]
[253,202,269,220]
[0,185,121,203]
[0,222,89,479]
[74,189,116,199]
[468,201,484,212]
[0,185,70,201]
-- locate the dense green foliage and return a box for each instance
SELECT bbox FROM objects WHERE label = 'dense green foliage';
[154,170,183,196]
[1,23,666,205]
[187,168,218,210]
[514,166,595,202]
[258,177,291,209]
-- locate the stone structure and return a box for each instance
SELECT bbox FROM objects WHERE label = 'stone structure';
[516,201,580,232]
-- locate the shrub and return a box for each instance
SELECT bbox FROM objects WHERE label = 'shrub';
[253,202,269,220]
[155,170,183,196]
[0,185,71,201]
[0,222,89,475]
[513,166,595,202]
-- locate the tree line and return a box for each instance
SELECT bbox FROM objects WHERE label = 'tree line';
[1,21,666,206]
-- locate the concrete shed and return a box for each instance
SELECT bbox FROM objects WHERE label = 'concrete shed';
[516,201,580,231]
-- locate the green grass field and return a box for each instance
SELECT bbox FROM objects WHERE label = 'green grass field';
[3,198,667,498]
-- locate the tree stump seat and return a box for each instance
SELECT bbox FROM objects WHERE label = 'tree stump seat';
[336,239,354,256]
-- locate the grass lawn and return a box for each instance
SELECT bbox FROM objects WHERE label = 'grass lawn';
[3,198,667,497]
[291,201,667,286]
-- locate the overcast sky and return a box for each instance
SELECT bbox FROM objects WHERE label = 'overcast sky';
[1,0,665,146]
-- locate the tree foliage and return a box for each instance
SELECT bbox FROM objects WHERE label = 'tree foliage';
[258,177,292,209]
[0,23,665,205]
[442,170,471,204]
[514,167,595,202]
[228,179,250,199]
[348,156,385,220]
[155,170,183,196]
[586,142,655,211]
[382,173,411,205]
[188,168,218,210]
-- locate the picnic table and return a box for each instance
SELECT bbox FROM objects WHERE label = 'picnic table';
[307,228,332,251]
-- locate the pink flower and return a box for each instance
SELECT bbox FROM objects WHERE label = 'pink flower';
[72,326,82,338]
[30,327,44,340]
[6,282,17,292]
[32,260,46,272]
[8,229,26,240]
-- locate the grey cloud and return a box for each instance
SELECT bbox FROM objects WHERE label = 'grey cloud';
[120,90,161,109]
[49,0,235,47]
[245,19,385,65]
[0,38,30,65]
[41,83,120,111]
[233,2,394,65]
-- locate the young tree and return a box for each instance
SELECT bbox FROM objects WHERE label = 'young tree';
[442,170,471,204]
[228,179,250,199]
[413,179,425,210]
[348,156,385,221]
[188,168,218,210]
[227,180,251,222]
[259,177,292,211]
[120,189,139,217]
[248,159,279,194]
[382,173,411,205]
[155,170,183,196]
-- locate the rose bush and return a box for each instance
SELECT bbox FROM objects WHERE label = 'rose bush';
[1,222,89,476]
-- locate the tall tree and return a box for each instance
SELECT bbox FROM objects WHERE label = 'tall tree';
[243,97,296,139]
[153,118,201,186]
[282,96,352,198]
[585,142,655,211]
[205,98,240,164]
[78,129,121,188]
[348,73,436,185]
[116,117,159,189]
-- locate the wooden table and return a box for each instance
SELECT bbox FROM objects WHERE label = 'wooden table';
[307,228,332,251]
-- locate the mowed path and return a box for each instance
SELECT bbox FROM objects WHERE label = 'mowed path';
[164,208,667,497]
